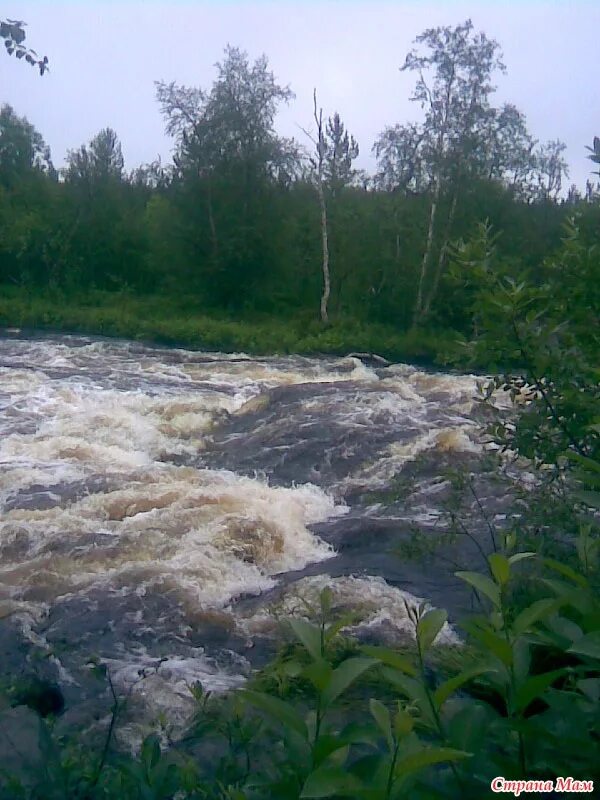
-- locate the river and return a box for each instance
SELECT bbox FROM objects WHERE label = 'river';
[0,331,508,735]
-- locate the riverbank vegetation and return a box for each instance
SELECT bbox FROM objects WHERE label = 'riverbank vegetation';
[2,538,599,798]
[4,204,597,797]
[0,287,454,363]
[1,14,599,799]
[1,22,599,353]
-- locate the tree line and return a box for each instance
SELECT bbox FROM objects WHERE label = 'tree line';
[1,20,599,335]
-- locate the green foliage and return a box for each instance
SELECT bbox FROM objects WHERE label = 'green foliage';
[1,18,48,73]
[586,136,600,178]
[0,35,593,332]
[437,219,600,604]
[0,288,452,364]
[2,552,598,798]
[448,220,599,465]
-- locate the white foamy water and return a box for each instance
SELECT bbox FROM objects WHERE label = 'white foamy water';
[0,334,488,715]
[1,468,341,608]
[239,574,461,646]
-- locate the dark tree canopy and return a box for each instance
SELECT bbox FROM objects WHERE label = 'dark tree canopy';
[66,128,125,185]
[0,103,53,184]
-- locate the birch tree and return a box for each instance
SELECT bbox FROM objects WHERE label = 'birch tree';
[323,112,359,197]
[156,47,298,307]
[377,20,506,325]
[533,139,569,202]
[302,90,331,323]
[302,94,359,322]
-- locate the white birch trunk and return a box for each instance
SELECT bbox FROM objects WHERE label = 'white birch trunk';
[422,186,459,318]
[412,175,439,327]
[317,178,330,323]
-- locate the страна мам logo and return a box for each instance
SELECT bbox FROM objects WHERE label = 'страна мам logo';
[491,777,594,795]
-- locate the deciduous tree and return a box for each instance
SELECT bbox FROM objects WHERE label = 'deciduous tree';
[156,46,298,308]
[0,104,52,186]
[65,128,124,186]
[533,139,568,202]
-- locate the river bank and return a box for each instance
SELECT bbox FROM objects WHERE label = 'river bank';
[0,288,457,365]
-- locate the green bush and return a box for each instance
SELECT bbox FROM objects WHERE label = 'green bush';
[2,536,598,798]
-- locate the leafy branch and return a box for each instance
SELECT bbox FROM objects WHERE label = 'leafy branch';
[1,18,47,73]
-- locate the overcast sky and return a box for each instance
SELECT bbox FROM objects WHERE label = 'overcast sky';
[2,1,599,189]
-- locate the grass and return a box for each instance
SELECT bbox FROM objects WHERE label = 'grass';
[0,287,459,364]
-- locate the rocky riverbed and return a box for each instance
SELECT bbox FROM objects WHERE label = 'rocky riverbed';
[0,331,513,742]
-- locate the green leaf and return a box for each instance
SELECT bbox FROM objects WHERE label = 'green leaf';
[462,621,513,666]
[320,586,333,615]
[576,527,599,571]
[576,473,600,490]
[512,598,564,636]
[539,577,577,598]
[446,701,499,752]
[567,631,600,659]
[339,720,380,747]
[322,657,377,706]
[543,614,583,645]
[434,666,498,709]
[513,638,531,685]
[369,699,392,749]
[455,571,501,608]
[325,615,354,643]
[300,765,363,798]
[488,553,510,586]
[361,645,417,676]
[543,559,588,588]
[394,746,471,778]
[282,659,303,678]
[312,736,350,769]
[515,669,565,713]
[381,669,436,728]
[239,690,308,739]
[141,734,161,773]
[289,618,323,661]
[350,753,390,790]
[417,608,447,651]
[566,451,600,472]
[508,552,536,566]
[393,707,414,739]
[577,678,600,704]
[303,659,333,692]
[574,489,600,508]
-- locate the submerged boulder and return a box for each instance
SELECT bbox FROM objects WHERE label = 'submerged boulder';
[0,705,45,791]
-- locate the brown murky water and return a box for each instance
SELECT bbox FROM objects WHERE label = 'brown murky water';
[0,332,499,729]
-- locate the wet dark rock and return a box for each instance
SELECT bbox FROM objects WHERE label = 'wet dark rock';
[201,381,423,488]
[12,676,64,717]
[314,515,402,552]
[0,706,44,789]
[0,332,518,744]
[52,697,116,749]
[0,527,31,559]
[4,476,122,512]
[346,352,391,367]
[0,621,31,679]
[0,620,64,701]
[352,620,415,649]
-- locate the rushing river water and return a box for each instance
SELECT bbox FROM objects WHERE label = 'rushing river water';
[0,332,507,733]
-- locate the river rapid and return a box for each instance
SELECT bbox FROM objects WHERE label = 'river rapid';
[0,332,508,736]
